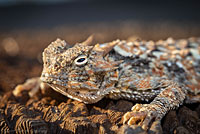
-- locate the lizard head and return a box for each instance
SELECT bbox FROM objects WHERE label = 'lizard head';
[40,36,120,103]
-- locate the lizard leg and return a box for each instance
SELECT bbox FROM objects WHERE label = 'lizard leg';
[123,81,186,130]
[13,77,49,97]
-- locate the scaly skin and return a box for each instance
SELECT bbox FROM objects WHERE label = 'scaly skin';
[14,36,200,130]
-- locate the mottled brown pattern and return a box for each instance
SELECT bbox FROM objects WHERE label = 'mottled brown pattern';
[13,36,200,132]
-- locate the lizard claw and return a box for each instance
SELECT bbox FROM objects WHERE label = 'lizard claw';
[13,77,41,97]
[123,104,161,130]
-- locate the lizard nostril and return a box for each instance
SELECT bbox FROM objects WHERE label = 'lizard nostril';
[76,91,80,95]
[91,93,95,96]
[54,64,58,68]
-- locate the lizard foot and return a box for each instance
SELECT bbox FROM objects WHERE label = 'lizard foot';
[13,77,42,97]
[123,104,162,130]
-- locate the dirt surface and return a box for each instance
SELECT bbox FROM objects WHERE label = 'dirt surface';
[0,22,200,133]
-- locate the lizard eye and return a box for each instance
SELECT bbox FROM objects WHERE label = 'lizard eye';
[74,55,87,66]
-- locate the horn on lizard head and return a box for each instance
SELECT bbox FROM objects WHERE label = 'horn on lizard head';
[81,35,94,46]
[93,39,120,56]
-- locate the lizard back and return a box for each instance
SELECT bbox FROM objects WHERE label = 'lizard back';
[105,38,200,102]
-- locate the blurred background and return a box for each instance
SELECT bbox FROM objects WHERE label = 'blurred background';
[0,0,200,94]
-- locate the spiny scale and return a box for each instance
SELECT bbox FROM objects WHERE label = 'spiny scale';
[40,36,200,128]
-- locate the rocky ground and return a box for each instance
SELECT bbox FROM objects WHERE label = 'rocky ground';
[1,88,199,134]
[0,28,200,134]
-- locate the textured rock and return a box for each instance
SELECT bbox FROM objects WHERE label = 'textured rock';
[0,87,199,134]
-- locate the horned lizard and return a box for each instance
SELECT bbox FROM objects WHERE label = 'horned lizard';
[13,36,200,130]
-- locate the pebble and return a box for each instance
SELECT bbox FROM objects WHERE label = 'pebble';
[2,37,19,56]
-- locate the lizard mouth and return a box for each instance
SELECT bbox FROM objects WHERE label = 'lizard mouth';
[48,83,104,104]
[40,74,110,104]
